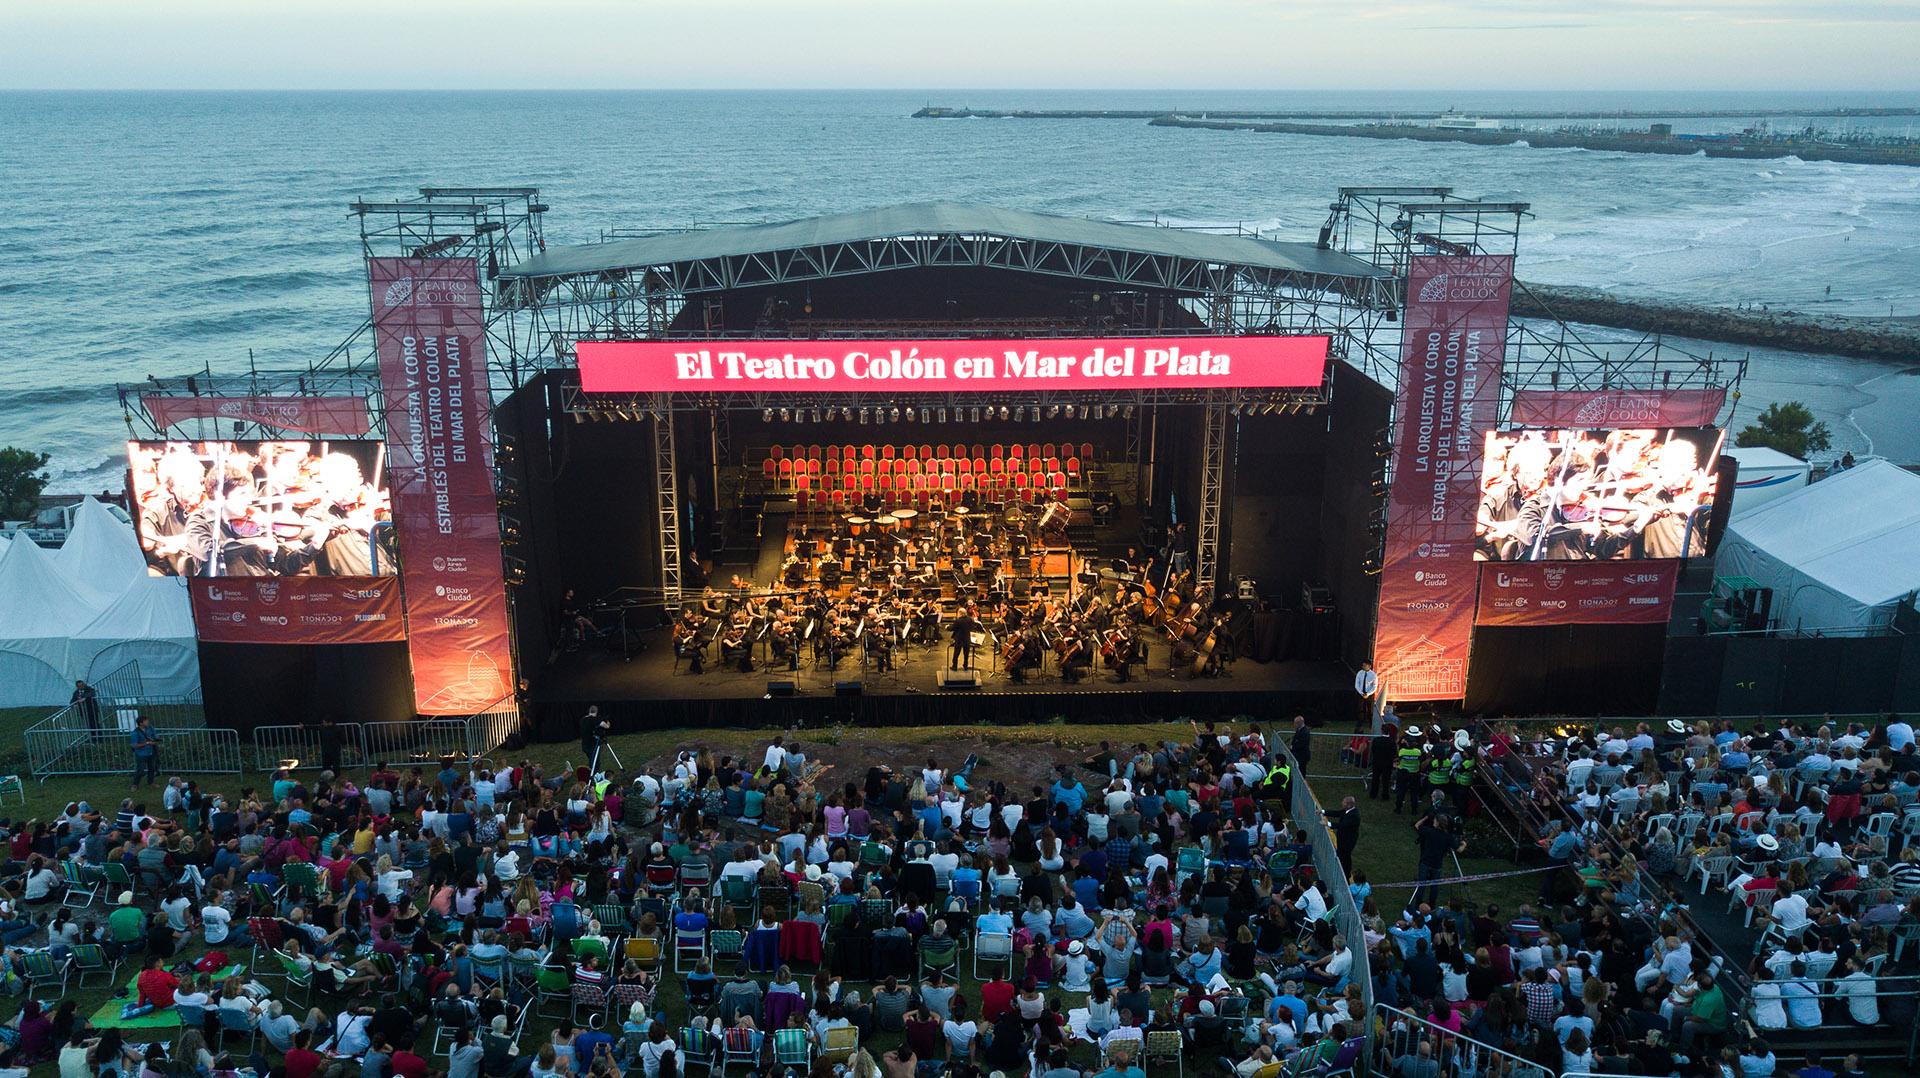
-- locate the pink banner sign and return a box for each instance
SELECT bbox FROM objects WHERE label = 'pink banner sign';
[1372,255,1515,702]
[1474,561,1678,626]
[142,395,373,436]
[189,577,407,644]
[369,257,515,715]
[576,336,1329,393]
[1508,389,1726,429]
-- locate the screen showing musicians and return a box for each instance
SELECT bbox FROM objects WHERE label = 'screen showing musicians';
[127,440,396,578]
[1475,427,1721,561]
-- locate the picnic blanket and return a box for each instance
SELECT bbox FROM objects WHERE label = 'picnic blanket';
[88,964,247,1030]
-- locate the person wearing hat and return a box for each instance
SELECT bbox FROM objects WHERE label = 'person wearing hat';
[1393,730,1425,814]
[1184,996,1232,1055]
[1449,733,1477,818]
[108,890,145,952]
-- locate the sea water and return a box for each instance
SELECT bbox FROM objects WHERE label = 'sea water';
[3,89,1918,491]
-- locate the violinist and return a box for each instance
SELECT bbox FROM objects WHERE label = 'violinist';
[1622,439,1712,559]
[297,453,394,576]
[720,615,753,672]
[185,477,279,577]
[138,450,206,576]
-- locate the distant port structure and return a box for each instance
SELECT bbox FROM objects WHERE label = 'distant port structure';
[913,106,1920,167]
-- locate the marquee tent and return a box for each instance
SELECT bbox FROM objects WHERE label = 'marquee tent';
[69,577,199,699]
[1715,459,1920,632]
[0,536,100,708]
[56,498,150,608]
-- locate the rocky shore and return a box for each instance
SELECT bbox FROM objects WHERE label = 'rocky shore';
[1512,284,1920,363]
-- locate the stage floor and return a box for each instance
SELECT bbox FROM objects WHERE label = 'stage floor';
[530,625,1352,731]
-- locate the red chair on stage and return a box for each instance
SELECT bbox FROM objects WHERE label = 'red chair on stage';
[916,490,931,511]
[988,458,1004,475]
[931,445,945,459]
[956,458,971,475]
[941,474,957,493]
[957,473,973,490]
[1043,442,1056,459]
[843,474,857,492]
[970,443,985,459]
[823,457,839,477]
[951,443,967,460]
[910,473,928,491]
[1007,443,1022,461]
[842,445,858,462]
[778,458,794,484]
[1012,471,1029,491]
[881,445,895,460]
[1049,470,1065,490]
[991,444,1004,460]
[808,445,822,460]
[807,459,821,477]
[1080,442,1094,461]
[795,475,810,495]
[860,475,875,494]
[1026,443,1040,460]
[1046,457,1060,475]
[919,444,933,460]
[1028,458,1044,475]
[829,491,844,510]
[901,445,916,460]
[858,444,872,460]
[770,445,785,460]
[860,459,875,476]
[972,458,987,477]
[761,458,777,479]
[1065,457,1080,480]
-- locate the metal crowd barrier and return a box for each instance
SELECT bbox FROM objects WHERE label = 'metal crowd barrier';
[1370,1005,1549,1078]
[252,723,370,772]
[27,717,241,779]
[1280,743,1374,1056]
[252,711,522,773]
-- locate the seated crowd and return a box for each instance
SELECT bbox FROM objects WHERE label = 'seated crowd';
[0,720,1385,1078]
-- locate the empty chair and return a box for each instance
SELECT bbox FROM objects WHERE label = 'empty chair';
[881,445,895,460]
[761,458,777,479]
[769,445,785,459]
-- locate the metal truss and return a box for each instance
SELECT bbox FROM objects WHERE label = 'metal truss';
[1197,399,1230,596]
[652,396,683,606]
[119,367,387,440]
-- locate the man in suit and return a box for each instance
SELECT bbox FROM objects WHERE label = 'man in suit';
[948,609,979,670]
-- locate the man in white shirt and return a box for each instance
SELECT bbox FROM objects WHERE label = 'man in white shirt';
[1627,724,1656,755]
[1887,719,1915,751]
[1768,883,1812,934]
[1293,884,1328,923]
[1353,663,1378,727]
[927,842,961,887]
[1141,841,1169,883]
[719,853,761,882]
[1105,782,1134,817]
[1833,956,1880,1025]
[1749,969,1788,1030]
[762,737,786,774]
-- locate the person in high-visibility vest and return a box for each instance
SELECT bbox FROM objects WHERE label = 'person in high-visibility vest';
[1393,736,1424,814]
[1450,740,1477,817]
[1264,758,1294,811]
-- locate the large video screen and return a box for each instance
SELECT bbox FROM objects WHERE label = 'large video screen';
[128,440,396,578]
[1475,427,1720,561]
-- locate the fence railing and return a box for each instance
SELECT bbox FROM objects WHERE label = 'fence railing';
[1369,1005,1550,1078]
[1281,743,1373,1057]
[253,712,523,773]
[26,713,241,778]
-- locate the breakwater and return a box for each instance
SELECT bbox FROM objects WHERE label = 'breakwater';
[914,106,1920,121]
[1145,116,1920,168]
[1514,284,1920,363]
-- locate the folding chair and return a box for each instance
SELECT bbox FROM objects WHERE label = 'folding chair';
[0,775,23,806]
[679,1027,718,1077]
[62,861,100,909]
[919,937,959,980]
[70,943,119,989]
[595,904,631,934]
[674,923,707,973]
[821,1026,860,1065]
[613,981,654,1021]
[973,931,1013,980]
[773,1028,813,1072]
[721,1026,761,1075]
[572,980,611,1029]
[625,935,662,972]
[20,950,65,994]
[534,965,574,1019]
[247,917,285,981]
[1143,1030,1183,1078]
[216,1005,258,1056]
[709,929,746,968]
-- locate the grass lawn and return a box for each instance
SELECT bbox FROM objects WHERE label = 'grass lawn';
[9,718,1539,1078]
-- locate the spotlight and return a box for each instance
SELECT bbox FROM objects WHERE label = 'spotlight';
[1031,408,1041,423]
[1014,406,1025,422]
[763,408,773,423]
[811,408,822,424]
[1049,405,1060,418]
[971,407,981,423]
[860,408,870,425]
[890,407,901,422]
[939,408,949,424]
[1123,404,1135,418]
[999,406,1009,420]
[780,408,791,422]
[843,407,853,421]
[905,408,916,422]
[1092,405,1104,420]
[1065,405,1077,419]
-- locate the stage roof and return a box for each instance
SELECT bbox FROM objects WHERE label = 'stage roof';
[500,202,1390,284]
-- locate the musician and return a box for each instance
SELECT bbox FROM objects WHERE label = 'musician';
[298,452,393,576]
[948,608,980,670]
[1060,631,1094,684]
[559,588,596,651]
[1112,547,1140,575]
[138,450,205,576]
[1004,630,1038,684]
[1108,625,1139,684]
[185,478,279,577]
[1477,438,1551,560]
[674,606,708,674]
[868,617,895,673]
[1623,440,1711,559]
[701,589,729,618]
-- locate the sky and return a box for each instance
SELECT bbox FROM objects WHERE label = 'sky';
[2,0,1916,92]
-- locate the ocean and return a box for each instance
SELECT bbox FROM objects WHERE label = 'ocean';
[4,89,1919,494]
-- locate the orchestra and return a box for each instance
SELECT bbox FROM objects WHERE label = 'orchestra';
[656,498,1229,685]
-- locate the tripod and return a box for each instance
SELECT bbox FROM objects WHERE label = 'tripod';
[587,737,625,776]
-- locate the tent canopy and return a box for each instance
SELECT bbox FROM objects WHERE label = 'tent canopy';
[1715,459,1920,630]
[56,498,149,608]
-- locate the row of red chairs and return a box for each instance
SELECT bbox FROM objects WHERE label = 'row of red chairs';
[765,456,1079,479]
[796,486,1062,512]
[783,470,1069,494]
[769,442,1094,463]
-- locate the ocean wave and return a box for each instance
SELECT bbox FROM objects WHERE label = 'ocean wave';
[200,269,336,293]
[41,451,128,495]
[1,382,129,409]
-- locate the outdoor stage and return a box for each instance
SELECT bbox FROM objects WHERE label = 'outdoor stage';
[528,624,1352,732]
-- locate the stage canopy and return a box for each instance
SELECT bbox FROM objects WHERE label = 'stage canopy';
[499,201,1397,286]
[1715,459,1920,632]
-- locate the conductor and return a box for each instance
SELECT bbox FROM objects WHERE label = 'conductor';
[948,609,980,670]
[580,705,610,762]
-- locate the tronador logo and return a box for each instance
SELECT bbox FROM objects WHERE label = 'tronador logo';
[383,276,416,308]
[1418,274,1450,303]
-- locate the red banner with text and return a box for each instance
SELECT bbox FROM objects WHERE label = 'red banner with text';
[577,336,1329,393]
[1474,561,1679,626]
[1508,388,1726,429]
[1373,255,1514,701]
[142,395,373,436]
[189,577,407,643]
[369,257,514,714]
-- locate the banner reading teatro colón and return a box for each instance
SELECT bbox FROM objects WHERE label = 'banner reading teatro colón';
[369,257,514,714]
[1373,255,1514,702]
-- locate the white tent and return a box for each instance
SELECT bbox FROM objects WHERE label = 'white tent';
[1715,459,1920,631]
[70,577,200,699]
[55,498,149,608]
[0,536,100,708]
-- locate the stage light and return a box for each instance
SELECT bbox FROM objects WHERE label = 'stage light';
[1091,405,1103,420]
[842,407,852,421]
[939,408,949,424]
[1123,404,1135,418]
[1049,405,1060,418]
[763,408,773,423]
[1032,408,1041,423]
[811,408,822,424]
[998,406,1009,420]
[860,408,870,425]
[1014,406,1024,422]
[1304,405,1317,416]
[780,408,791,422]
[905,408,916,422]
[572,413,585,424]
[970,407,981,423]
[890,407,901,422]
[1065,405,1077,419]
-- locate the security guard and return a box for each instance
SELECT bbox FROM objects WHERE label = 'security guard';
[1264,755,1294,812]
[1393,733,1425,814]
[1450,733,1477,817]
